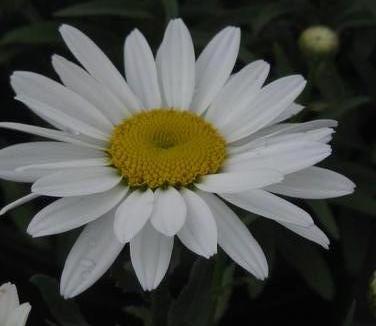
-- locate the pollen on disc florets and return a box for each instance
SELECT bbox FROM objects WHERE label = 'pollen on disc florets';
[108,109,227,189]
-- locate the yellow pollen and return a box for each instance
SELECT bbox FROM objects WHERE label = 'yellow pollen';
[108,109,227,189]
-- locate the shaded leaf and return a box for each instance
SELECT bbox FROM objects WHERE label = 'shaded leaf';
[168,259,213,326]
[214,265,235,323]
[342,300,356,326]
[54,0,152,18]
[125,306,152,326]
[306,200,340,240]
[250,3,292,36]
[319,96,370,119]
[246,276,265,300]
[330,192,376,216]
[31,275,90,326]
[162,0,179,20]
[0,22,60,45]
[278,233,335,300]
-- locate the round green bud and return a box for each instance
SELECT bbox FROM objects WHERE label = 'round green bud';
[299,26,339,57]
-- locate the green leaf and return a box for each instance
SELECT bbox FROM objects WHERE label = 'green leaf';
[0,181,31,230]
[161,0,179,20]
[250,3,292,36]
[54,1,152,18]
[313,60,346,101]
[306,200,340,240]
[278,234,335,300]
[246,276,265,300]
[213,265,235,323]
[125,306,152,326]
[0,22,60,45]
[342,300,356,326]
[339,214,372,276]
[319,96,370,119]
[273,43,295,77]
[168,259,213,326]
[31,275,90,326]
[330,192,376,216]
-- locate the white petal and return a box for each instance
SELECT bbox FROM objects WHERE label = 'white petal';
[59,24,142,112]
[177,188,217,258]
[15,95,109,140]
[220,189,313,226]
[198,191,268,279]
[0,193,39,216]
[206,60,270,127]
[280,222,330,249]
[266,102,305,126]
[226,140,331,175]
[28,185,128,237]
[247,119,338,141]
[196,170,283,194]
[156,19,195,109]
[32,166,122,197]
[0,283,19,324]
[224,76,307,142]
[11,71,113,132]
[0,142,104,171]
[124,29,161,108]
[0,170,55,183]
[191,27,240,114]
[52,55,129,124]
[16,158,108,172]
[305,128,335,144]
[114,189,154,243]
[60,211,125,298]
[265,166,355,199]
[5,304,30,326]
[5,303,31,326]
[0,122,105,150]
[229,128,334,155]
[150,187,186,236]
[130,222,173,291]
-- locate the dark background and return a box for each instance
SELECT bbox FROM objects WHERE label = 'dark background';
[0,0,375,325]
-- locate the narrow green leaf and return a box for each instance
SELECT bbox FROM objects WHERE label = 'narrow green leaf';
[0,182,31,230]
[214,265,235,323]
[125,306,152,326]
[31,275,90,326]
[319,96,369,119]
[339,214,372,276]
[250,3,292,36]
[54,1,152,18]
[278,234,335,300]
[273,43,294,76]
[161,0,178,20]
[168,259,213,326]
[246,276,265,300]
[330,192,376,216]
[0,22,60,45]
[342,300,356,326]
[306,200,340,240]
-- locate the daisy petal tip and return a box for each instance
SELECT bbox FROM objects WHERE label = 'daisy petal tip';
[59,24,74,34]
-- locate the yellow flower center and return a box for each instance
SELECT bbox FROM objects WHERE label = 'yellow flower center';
[108,109,226,189]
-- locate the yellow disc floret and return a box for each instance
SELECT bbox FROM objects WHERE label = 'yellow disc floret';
[108,109,226,189]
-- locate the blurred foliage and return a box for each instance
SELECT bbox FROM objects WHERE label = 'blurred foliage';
[0,0,375,325]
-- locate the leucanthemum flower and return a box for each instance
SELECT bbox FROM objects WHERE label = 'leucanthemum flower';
[0,19,354,297]
[0,283,31,326]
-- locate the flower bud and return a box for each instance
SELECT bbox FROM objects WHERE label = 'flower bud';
[299,26,339,57]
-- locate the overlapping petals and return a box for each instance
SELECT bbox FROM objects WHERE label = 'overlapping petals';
[0,18,355,298]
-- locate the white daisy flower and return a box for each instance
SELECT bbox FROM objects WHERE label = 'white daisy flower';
[0,19,354,297]
[0,283,31,326]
